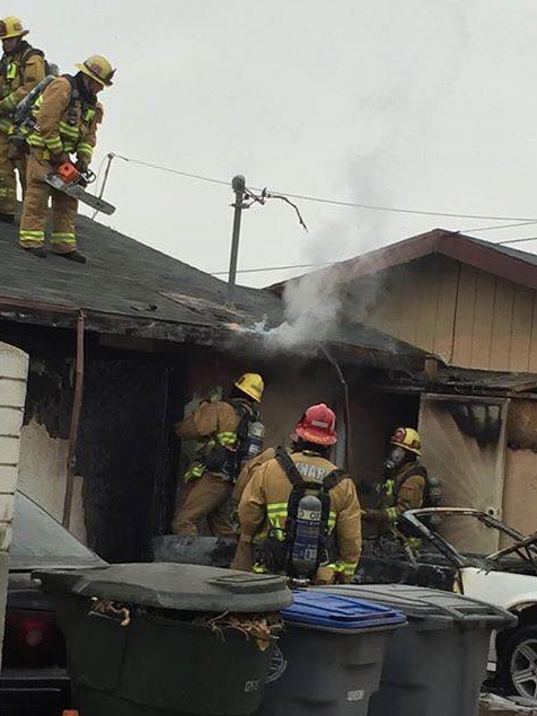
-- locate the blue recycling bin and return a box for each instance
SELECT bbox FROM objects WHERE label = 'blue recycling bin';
[255,590,406,716]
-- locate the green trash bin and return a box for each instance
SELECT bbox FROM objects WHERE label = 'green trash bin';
[36,563,293,716]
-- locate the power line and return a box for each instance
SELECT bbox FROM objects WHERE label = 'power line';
[110,153,537,223]
[111,154,230,187]
[265,192,537,223]
[211,261,332,276]
[211,233,537,277]
[498,236,537,246]
[463,220,537,233]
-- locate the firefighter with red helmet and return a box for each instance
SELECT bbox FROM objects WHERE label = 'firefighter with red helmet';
[363,427,427,535]
[232,404,361,584]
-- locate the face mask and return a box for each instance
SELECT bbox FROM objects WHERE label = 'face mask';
[383,446,407,474]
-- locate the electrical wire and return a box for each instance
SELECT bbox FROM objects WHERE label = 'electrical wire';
[211,261,333,276]
[112,154,230,187]
[103,153,537,270]
[464,220,537,233]
[108,153,537,223]
[497,236,537,246]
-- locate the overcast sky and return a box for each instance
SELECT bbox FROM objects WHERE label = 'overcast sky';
[21,0,537,286]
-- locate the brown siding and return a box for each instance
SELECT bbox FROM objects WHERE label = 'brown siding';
[490,279,514,369]
[353,255,537,371]
[452,264,477,366]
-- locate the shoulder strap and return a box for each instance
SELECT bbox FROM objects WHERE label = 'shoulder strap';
[275,447,306,487]
[230,398,258,420]
[322,468,347,492]
[62,73,77,91]
[21,46,45,66]
[394,461,427,497]
[276,447,345,492]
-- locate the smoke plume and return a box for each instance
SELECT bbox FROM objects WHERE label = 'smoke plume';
[246,0,470,352]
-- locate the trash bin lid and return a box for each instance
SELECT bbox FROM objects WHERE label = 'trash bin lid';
[281,590,406,632]
[315,584,516,630]
[35,563,293,613]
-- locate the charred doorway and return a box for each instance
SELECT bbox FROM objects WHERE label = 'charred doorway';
[77,351,183,562]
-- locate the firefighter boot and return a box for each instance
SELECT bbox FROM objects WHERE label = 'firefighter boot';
[56,250,87,264]
[21,246,47,258]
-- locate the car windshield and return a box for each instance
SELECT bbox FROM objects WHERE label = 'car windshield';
[10,492,100,568]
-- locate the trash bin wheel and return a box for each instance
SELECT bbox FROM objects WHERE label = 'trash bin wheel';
[498,625,537,701]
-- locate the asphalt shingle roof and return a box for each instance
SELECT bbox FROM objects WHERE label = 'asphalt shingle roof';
[0,214,425,362]
[0,214,282,328]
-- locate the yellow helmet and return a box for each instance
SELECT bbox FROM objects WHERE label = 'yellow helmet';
[235,373,264,403]
[0,16,29,39]
[390,427,422,456]
[76,55,115,87]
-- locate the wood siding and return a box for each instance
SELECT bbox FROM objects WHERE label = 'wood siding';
[352,254,537,371]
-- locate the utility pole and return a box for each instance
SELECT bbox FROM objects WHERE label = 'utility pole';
[227,174,247,306]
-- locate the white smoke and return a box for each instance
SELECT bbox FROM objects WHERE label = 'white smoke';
[255,269,342,350]
[242,0,470,352]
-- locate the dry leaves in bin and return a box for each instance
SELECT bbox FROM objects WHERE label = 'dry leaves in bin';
[89,598,131,627]
[196,611,283,651]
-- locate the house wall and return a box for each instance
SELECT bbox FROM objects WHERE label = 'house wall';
[18,419,86,543]
[349,254,537,371]
[0,342,29,671]
[503,399,537,535]
[0,321,183,562]
[182,346,341,447]
[180,346,409,494]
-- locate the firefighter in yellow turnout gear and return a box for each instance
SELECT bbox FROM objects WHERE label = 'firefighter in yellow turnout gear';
[232,404,361,585]
[363,427,427,536]
[0,16,46,222]
[19,55,114,262]
[173,373,265,538]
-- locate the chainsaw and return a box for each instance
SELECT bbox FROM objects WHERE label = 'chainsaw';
[44,161,116,216]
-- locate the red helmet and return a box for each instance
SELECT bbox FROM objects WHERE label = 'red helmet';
[294,403,337,446]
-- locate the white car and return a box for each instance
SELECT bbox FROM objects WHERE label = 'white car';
[394,508,537,702]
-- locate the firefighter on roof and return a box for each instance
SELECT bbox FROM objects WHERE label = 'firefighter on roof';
[0,16,46,223]
[19,55,114,262]
[173,373,265,538]
[231,403,361,585]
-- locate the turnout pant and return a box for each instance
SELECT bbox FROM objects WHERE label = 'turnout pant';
[19,150,78,254]
[0,132,26,217]
[173,473,235,537]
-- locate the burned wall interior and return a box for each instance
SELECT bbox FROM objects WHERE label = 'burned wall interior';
[77,344,185,562]
[0,313,428,559]
[0,319,186,562]
[173,345,349,526]
[0,322,77,528]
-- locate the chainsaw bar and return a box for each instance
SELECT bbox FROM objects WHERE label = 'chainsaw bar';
[44,175,116,215]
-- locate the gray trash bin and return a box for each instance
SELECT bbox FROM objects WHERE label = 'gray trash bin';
[316,584,517,716]
[255,589,406,716]
[36,563,293,716]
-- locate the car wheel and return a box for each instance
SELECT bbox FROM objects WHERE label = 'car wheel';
[498,626,537,701]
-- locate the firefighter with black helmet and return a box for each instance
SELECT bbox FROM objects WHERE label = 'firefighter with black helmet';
[363,427,428,534]
[0,16,47,223]
[232,403,361,584]
[172,373,265,538]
